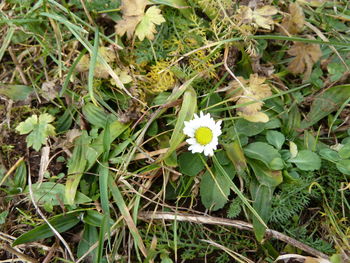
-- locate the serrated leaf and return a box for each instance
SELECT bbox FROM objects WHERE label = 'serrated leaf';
[135,6,166,41]
[280,3,305,35]
[227,74,272,123]
[288,150,321,171]
[16,115,38,134]
[236,5,277,30]
[287,42,322,81]
[15,113,56,151]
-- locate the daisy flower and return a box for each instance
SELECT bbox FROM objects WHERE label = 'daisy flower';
[183,112,222,156]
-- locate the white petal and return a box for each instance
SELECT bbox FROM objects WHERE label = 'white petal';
[204,146,214,156]
[186,138,197,145]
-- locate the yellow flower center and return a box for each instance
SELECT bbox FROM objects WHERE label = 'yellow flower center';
[195,127,213,145]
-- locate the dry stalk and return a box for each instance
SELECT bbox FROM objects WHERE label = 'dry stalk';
[138,211,329,260]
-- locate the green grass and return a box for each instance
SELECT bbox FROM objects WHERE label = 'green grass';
[0,0,349,262]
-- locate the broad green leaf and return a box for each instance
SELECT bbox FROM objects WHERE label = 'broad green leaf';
[164,87,197,165]
[65,131,90,205]
[82,103,116,128]
[178,152,204,176]
[244,142,284,170]
[77,224,98,260]
[288,150,321,171]
[25,182,91,206]
[336,160,350,175]
[319,148,341,162]
[135,6,166,41]
[266,130,285,150]
[339,143,350,159]
[301,85,350,129]
[200,170,230,211]
[251,183,273,242]
[0,85,33,101]
[235,119,265,137]
[83,210,114,227]
[248,160,283,187]
[12,212,81,246]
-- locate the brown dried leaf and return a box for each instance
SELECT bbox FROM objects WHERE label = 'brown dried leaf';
[280,3,305,35]
[287,42,322,80]
[115,1,165,41]
[76,47,117,79]
[227,74,272,123]
[236,5,277,30]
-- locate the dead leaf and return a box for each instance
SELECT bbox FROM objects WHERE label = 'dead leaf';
[110,68,132,85]
[116,0,165,41]
[280,3,305,35]
[115,0,148,38]
[226,73,272,123]
[287,42,322,80]
[76,46,117,79]
[237,5,277,30]
[41,81,58,101]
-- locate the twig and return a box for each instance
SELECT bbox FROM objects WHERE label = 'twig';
[138,211,329,260]
[8,47,28,85]
[1,243,38,263]
[25,158,75,262]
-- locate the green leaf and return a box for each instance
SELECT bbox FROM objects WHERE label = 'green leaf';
[288,150,321,171]
[82,103,116,128]
[0,210,8,225]
[235,119,265,137]
[178,152,204,176]
[0,85,33,101]
[12,212,81,246]
[251,183,273,242]
[336,160,350,175]
[77,224,98,260]
[164,87,197,165]
[223,141,247,175]
[244,142,284,170]
[319,148,341,162]
[301,85,350,129]
[248,160,283,187]
[266,130,285,150]
[339,143,350,159]
[25,182,91,206]
[65,131,90,205]
[135,6,166,41]
[15,115,37,134]
[200,170,230,211]
[15,113,56,151]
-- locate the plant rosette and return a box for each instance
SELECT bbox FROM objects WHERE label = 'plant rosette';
[183,112,222,156]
